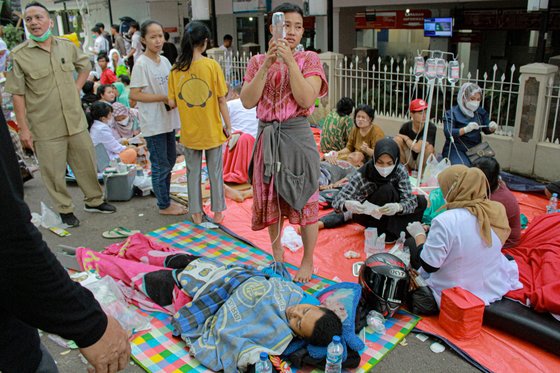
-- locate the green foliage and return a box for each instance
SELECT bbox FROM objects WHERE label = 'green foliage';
[3,24,24,50]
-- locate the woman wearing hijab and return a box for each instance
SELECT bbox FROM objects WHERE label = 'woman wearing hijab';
[405,165,522,315]
[113,81,131,108]
[108,48,129,77]
[442,82,498,166]
[321,137,427,242]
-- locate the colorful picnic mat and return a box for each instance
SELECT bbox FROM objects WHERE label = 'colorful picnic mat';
[128,220,420,372]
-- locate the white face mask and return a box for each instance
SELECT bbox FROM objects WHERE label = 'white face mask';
[375,164,395,178]
[118,117,129,126]
[466,100,480,112]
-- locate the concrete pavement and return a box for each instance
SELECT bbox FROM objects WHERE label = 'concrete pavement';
[23,173,477,372]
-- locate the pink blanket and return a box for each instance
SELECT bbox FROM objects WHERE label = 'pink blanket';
[223,132,255,184]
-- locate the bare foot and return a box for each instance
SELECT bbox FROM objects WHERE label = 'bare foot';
[294,258,314,283]
[225,187,244,202]
[241,189,253,200]
[191,212,203,224]
[160,204,187,215]
[214,211,224,224]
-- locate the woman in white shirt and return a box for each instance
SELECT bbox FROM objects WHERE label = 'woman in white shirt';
[405,165,522,314]
[89,102,137,164]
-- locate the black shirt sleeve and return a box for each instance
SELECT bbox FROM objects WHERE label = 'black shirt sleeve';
[0,113,108,348]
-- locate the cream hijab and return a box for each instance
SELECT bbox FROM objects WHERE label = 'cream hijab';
[438,165,511,246]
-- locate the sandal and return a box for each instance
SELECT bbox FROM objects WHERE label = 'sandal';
[102,226,141,239]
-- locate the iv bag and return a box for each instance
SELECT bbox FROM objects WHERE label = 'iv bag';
[448,60,460,85]
[435,58,447,80]
[425,58,437,80]
[414,56,425,78]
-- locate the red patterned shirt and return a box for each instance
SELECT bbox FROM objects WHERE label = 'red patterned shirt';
[244,51,328,122]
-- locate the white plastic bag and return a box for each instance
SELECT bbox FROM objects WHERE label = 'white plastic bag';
[281,226,303,252]
[40,202,63,228]
[84,276,151,334]
[422,156,450,187]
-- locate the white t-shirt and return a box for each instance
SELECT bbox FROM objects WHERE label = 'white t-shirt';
[131,32,143,62]
[227,98,258,138]
[420,208,522,306]
[90,120,125,160]
[130,55,180,137]
[94,34,109,54]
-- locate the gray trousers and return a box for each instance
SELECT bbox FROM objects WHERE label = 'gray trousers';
[36,343,59,373]
[183,146,225,215]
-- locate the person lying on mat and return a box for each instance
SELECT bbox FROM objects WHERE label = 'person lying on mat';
[442,82,498,166]
[171,258,342,372]
[545,180,560,199]
[319,151,364,190]
[473,157,521,249]
[319,137,427,242]
[405,165,522,315]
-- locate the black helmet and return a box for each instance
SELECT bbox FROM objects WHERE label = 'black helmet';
[359,253,409,318]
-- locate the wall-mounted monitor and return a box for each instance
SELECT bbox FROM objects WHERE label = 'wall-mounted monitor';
[424,17,453,37]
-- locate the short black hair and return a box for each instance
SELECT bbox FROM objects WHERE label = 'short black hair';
[90,101,113,121]
[119,75,130,85]
[336,97,355,117]
[97,54,109,62]
[271,2,304,18]
[473,156,500,192]
[223,34,233,42]
[25,1,49,12]
[91,26,101,34]
[95,22,105,29]
[82,80,95,95]
[354,104,375,126]
[111,24,120,32]
[97,84,114,98]
[129,21,139,30]
[164,31,170,41]
[306,307,342,346]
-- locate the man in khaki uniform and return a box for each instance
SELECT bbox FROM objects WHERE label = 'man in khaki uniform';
[6,2,116,227]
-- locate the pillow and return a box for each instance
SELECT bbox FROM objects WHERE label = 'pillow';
[314,282,365,353]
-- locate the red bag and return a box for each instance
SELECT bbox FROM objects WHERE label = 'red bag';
[439,287,485,340]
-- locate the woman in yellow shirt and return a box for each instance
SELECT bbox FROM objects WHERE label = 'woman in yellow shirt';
[324,104,384,164]
[168,22,232,224]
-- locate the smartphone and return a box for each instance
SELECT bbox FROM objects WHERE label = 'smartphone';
[271,12,285,43]
[164,103,172,111]
[223,126,230,138]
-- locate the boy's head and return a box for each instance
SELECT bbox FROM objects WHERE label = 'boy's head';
[286,304,342,346]
[95,22,105,32]
[129,21,139,33]
[91,26,101,36]
[97,54,109,70]
[336,97,355,117]
[347,151,365,167]
[472,156,500,193]
[222,34,233,48]
[111,24,120,35]
[119,74,130,86]
[164,31,170,41]
[82,80,95,95]
[90,101,113,122]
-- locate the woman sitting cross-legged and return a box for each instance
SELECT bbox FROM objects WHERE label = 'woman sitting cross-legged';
[405,165,522,315]
[320,137,427,242]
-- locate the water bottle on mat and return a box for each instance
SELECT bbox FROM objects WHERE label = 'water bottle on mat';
[325,336,343,373]
[255,352,272,373]
[546,193,558,214]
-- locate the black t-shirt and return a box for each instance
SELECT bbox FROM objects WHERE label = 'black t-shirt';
[399,121,437,160]
[0,111,107,372]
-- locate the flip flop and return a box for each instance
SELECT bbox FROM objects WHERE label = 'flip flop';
[102,226,141,239]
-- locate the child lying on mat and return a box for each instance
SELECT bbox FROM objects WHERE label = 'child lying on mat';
[77,241,342,372]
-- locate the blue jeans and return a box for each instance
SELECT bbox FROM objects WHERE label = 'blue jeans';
[145,131,176,209]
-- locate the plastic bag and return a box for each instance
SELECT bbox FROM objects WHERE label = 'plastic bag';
[84,276,151,334]
[281,226,303,252]
[422,156,450,187]
[40,202,63,228]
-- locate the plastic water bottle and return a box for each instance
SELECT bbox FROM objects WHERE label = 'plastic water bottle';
[392,231,407,252]
[325,336,343,373]
[364,227,378,257]
[366,310,386,334]
[255,352,272,373]
[546,193,558,214]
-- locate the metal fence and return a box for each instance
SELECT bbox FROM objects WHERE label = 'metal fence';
[335,56,519,136]
[546,78,560,144]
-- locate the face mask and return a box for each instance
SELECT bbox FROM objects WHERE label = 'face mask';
[29,28,52,43]
[466,100,480,112]
[375,164,395,178]
[118,117,129,126]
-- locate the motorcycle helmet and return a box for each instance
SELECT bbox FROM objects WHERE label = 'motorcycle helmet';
[359,252,409,318]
